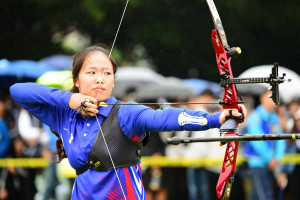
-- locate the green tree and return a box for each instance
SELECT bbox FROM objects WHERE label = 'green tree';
[0,0,299,81]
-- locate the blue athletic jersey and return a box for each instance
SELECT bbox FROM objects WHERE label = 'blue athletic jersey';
[10,83,221,200]
[0,119,10,158]
[244,105,285,167]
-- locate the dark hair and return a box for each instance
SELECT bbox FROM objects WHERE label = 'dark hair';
[52,44,118,163]
[200,88,217,99]
[71,44,118,93]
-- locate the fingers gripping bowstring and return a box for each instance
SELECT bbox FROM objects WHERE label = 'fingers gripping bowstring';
[95,1,130,199]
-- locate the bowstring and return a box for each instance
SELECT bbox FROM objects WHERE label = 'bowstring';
[95,0,130,199]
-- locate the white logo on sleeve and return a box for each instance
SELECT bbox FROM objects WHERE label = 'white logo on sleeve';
[178,111,208,126]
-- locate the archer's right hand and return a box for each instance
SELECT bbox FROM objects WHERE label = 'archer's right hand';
[69,93,99,117]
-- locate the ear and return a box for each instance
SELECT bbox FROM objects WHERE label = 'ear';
[74,77,79,88]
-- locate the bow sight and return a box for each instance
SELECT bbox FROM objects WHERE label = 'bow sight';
[220,62,291,105]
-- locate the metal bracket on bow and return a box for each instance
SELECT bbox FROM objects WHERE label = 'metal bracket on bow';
[220,62,291,105]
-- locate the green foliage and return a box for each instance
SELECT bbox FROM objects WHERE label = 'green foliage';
[0,0,299,81]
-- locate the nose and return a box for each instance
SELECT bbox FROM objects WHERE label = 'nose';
[96,73,103,84]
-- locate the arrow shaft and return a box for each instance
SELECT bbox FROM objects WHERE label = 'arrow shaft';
[99,101,245,107]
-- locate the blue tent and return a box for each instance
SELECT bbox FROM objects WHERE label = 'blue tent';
[39,54,73,70]
[0,59,58,88]
[184,78,221,97]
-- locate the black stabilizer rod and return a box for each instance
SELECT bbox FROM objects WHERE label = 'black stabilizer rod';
[167,133,300,145]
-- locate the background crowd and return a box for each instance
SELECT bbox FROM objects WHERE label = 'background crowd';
[1,63,300,200]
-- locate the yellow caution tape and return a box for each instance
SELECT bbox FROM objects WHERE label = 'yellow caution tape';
[0,158,49,168]
[1,154,300,178]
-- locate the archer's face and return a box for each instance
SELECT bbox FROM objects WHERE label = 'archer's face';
[74,52,115,102]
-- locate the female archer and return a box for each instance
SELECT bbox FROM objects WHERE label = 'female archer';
[10,44,246,200]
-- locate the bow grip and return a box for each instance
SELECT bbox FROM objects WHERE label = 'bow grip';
[220,118,237,133]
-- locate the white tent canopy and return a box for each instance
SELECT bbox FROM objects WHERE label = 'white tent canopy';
[237,65,300,104]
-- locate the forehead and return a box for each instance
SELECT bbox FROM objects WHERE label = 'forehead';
[82,51,113,70]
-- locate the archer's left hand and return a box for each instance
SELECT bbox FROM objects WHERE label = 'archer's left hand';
[219,104,247,126]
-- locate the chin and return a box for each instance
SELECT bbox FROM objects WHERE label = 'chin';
[97,97,109,102]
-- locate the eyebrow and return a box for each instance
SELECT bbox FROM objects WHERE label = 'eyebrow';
[86,65,111,69]
[85,65,113,71]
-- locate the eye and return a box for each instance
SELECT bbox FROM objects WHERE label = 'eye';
[88,71,95,75]
[104,71,112,75]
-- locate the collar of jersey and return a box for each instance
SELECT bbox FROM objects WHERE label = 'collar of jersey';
[97,96,119,118]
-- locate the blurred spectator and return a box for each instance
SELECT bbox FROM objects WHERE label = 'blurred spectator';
[284,99,300,133]
[184,89,217,200]
[0,93,11,200]
[244,91,286,200]
[128,93,168,200]
[15,108,46,199]
[18,108,46,154]
[122,87,137,102]
[141,129,167,200]
[41,124,59,200]
[276,104,289,133]
[281,108,300,200]
[275,101,299,200]
[3,93,18,139]
[159,98,190,200]
[159,129,190,200]
[0,94,11,158]
[38,123,72,200]
[3,136,37,200]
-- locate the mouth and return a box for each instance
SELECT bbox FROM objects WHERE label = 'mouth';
[94,87,105,92]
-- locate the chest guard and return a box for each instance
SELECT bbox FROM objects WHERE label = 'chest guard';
[76,103,148,175]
